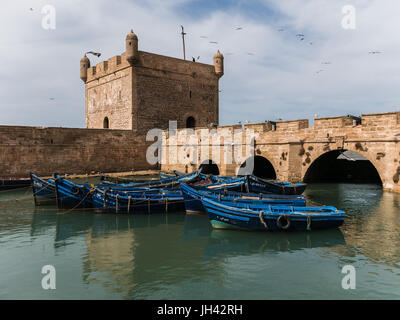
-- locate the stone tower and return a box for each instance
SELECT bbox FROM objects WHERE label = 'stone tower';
[81,30,223,133]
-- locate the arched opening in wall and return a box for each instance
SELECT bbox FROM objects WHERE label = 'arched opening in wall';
[199,160,220,175]
[103,117,109,129]
[237,156,277,179]
[303,150,382,185]
[186,116,196,128]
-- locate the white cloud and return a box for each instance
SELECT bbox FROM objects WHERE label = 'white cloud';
[0,0,399,127]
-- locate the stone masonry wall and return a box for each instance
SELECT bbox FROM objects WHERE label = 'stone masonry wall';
[84,50,220,134]
[0,126,154,178]
[133,51,219,134]
[161,111,400,193]
[85,53,133,130]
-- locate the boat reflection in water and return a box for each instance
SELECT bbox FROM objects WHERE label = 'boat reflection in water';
[203,228,346,260]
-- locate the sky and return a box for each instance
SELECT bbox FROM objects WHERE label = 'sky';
[1,0,400,128]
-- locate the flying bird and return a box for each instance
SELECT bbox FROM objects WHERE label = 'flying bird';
[29,8,34,11]
[209,41,218,44]
[235,26,243,30]
[369,51,381,54]
[200,36,208,39]
[322,62,331,65]
[246,52,255,55]
[277,28,285,32]
[296,34,305,37]
[86,51,101,57]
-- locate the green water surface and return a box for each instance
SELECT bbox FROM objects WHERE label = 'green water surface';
[0,183,399,299]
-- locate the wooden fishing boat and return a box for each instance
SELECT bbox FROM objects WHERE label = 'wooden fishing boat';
[0,178,31,191]
[54,176,156,209]
[30,173,57,205]
[181,182,306,214]
[101,170,200,186]
[201,197,345,231]
[91,188,186,214]
[245,175,307,195]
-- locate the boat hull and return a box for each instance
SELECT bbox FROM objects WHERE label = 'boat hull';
[246,175,307,195]
[202,198,345,232]
[181,182,307,214]
[30,173,56,205]
[92,190,186,214]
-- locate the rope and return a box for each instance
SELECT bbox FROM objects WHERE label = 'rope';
[306,215,311,231]
[259,210,268,229]
[58,188,94,215]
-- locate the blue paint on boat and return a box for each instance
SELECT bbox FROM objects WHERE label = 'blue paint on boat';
[201,197,345,231]
[181,182,307,214]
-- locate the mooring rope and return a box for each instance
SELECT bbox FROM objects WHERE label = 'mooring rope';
[259,210,268,229]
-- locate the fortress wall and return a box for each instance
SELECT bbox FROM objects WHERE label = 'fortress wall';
[0,126,154,178]
[84,50,220,133]
[160,111,400,192]
[314,116,355,129]
[85,53,133,130]
[133,51,219,133]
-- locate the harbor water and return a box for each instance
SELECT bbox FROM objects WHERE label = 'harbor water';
[0,182,399,299]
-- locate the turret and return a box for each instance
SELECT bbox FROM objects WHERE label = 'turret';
[126,29,139,65]
[213,50,224,78]
[80,55,90,83]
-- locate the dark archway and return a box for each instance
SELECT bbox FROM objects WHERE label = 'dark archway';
[103,117,109,129]
[238,156,277,179]
[304,150,382,185]
[199,160,220,175]
[186,116,196,128]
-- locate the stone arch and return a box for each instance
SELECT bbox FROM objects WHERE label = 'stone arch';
[199,159,220,175]
[237,155,277,179]
[303,148,382,185]
[103,116,109,129]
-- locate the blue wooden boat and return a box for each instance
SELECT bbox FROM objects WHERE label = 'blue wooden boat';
[30,173,57,205]
[181,182,306,214]
[101,170,200,187]
[0,177,31,191]
[54,176,156,209]
[201,197,345,231]
[91,188,186,213]
[245,175,307,195]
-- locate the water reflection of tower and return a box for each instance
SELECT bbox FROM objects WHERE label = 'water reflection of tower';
[82,215,138,297]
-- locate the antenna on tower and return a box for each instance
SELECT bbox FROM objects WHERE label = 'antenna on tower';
[181,25,186,60]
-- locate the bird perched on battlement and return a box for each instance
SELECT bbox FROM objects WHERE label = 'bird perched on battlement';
[86,51,101,57]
